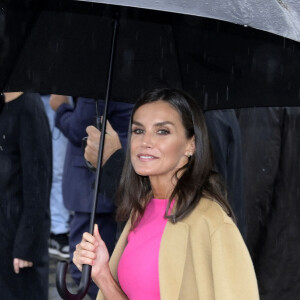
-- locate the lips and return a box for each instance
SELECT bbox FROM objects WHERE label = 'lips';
[137,154,158,161]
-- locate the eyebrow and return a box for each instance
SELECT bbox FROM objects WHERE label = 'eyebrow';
[132,121,175,127]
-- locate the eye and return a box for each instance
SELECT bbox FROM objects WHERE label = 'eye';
[157,129,170,135]
[132,128,144,135]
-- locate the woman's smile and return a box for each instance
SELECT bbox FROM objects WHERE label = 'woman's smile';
[137,154,158,161]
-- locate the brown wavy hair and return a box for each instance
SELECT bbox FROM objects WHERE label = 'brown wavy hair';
[116,88,234,226]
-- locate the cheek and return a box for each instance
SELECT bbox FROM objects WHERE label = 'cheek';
[130,135,140,149]
[164,143,188,165]
[130,140,138,157]
[161,141,184,156]
[130,143,139,165]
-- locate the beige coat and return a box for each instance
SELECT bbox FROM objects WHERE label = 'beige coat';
[97,198,259,300]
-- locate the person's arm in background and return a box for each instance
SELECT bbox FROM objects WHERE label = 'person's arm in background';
[49,94,78,142]
[85,122,122,167]
[50,95,97,146]
[49,94,70,112]
[84,123,125,202]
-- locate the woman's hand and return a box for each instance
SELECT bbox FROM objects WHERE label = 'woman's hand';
[73,224,110,280]
[74,224,128,299]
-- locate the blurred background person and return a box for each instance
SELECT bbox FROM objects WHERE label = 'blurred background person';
[0,92,52,299]
[50,95,133,299]
[204,109,245,236]
[41,94,70,260]
[239,107,300,300]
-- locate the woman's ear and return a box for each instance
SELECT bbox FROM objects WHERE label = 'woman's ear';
[190,136,196,154]
[185,136,195,157]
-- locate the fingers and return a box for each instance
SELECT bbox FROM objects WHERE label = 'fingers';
[13,258,33,274]
[84,126,100,167]
[93,224,106,249]
[74,245,97,267]
[73,231,99,270]
[97,116,114,136]
[85,126,101,152]
[13,258,20,274]
[94,224,101,240]
[74,254,95,269]
[86,125,100,139]
[86,120,116,137]
[25,261,33,268]
[105,120,116,136]
[85,120,121,166]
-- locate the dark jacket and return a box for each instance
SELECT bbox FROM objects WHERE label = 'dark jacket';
[0,93,51,299]
[55,97,132,213]
[239,107,300,300]
[204,109,245,236]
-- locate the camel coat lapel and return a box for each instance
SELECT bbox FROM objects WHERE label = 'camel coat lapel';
[159,221,189,300]
[107,220,131,284]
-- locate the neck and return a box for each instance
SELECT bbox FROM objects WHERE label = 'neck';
[149,176,176,199]
[4,92,23,102]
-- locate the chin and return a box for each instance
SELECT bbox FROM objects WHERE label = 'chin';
[135,170,151,176]
[133,167,154,177]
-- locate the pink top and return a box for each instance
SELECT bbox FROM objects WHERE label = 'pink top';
[118,198,173,300]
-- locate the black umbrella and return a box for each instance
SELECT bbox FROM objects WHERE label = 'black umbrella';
[1,1,300,299]
[1,0,300,109]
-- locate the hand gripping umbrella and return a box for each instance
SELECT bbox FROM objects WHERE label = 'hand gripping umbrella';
[55,12,119,300]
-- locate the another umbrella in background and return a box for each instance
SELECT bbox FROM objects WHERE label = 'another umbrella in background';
[81,0,300,43]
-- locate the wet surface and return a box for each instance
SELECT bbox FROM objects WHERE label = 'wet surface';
[49,255,91,300]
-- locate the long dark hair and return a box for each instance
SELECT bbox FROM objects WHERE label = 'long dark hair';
[116,88,234,226]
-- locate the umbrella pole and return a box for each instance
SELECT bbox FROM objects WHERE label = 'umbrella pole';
[56,11,119,300]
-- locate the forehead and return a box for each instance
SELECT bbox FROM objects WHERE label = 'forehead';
[133,100,182,123]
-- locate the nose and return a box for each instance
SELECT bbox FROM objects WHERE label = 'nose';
[141,131,153,148]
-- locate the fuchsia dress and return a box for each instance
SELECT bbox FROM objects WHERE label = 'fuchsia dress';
[118,198,173,300]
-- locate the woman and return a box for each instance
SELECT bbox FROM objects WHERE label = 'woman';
[73,88,259,300]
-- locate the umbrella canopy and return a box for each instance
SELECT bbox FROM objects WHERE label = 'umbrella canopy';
[79,0,300,43]
[1,0,300,109]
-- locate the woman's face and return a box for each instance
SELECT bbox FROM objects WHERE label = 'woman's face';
[130,100,194,183]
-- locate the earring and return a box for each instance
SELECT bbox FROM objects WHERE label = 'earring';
[186,152,192,158]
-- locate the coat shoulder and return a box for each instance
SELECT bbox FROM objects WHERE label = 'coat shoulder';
[185,197,236,235]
